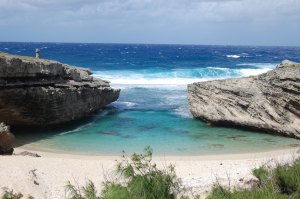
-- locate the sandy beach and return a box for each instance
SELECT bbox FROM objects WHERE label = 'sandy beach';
[0,147,299,199]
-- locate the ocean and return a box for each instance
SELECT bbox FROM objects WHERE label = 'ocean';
[1,42,300,155]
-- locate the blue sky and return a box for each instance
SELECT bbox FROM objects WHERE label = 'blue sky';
[0,0,299,46]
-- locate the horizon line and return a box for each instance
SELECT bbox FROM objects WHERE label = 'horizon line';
[1,41,300,48]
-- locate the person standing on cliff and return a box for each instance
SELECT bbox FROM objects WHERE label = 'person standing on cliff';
[35,48,40,59]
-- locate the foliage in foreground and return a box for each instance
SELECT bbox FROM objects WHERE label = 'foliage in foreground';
[207,158,300,199]
[66,146,187,199]
[1,188,34,199]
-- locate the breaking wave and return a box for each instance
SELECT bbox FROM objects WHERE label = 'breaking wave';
[93,63,276,86]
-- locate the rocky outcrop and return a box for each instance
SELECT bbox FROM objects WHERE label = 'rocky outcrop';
[0,123,14,155]
[188,60,300,139]
[0,53,120,126]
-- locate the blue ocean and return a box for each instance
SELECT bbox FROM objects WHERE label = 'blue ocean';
[1,42,300,155]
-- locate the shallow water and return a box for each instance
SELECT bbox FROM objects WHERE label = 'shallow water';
[15,85,300,156]
[2,42,300,155]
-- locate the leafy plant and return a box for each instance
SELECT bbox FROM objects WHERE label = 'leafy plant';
[207,159,300,199]
[252,166,269,186]
[1,188,34,199]
[275,160,300,197]
[66,146,187,199]
[65,180,100,199]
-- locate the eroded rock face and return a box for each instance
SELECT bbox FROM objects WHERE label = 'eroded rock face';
[0,53,120,126]
[0,123,14,155]
[188,60,300,139]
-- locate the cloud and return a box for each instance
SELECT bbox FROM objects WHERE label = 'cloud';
[0,0,299,45]
[1,0,299,22]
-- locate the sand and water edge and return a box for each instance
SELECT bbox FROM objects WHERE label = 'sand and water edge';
[0,146,299,199]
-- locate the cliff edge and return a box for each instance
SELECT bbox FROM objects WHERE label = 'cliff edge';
[0,53,120,126]
[188,60,300,139]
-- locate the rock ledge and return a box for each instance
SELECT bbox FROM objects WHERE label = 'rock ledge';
[188,60,300,139]
[0,53,120,126]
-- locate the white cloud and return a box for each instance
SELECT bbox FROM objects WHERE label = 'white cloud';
[1,0,299,22]
[0,0,299,45]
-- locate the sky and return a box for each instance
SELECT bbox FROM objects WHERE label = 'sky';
[0,0,300,46]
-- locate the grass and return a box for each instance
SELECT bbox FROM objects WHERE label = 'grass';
[207,159,300,199]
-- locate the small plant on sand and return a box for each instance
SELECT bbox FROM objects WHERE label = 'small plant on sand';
[66,146,187,199]
[275,159,300,198]
[207,158,300,199]
[252,166,270,186]
[66,180,100,199]
[1,188,34,199]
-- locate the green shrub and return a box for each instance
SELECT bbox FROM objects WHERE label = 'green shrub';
[66,146,187,199]
[275,159,300,197]
[65,180,100,199]
[208,183,287,199]
[102,146,185,199]
[1,189,34,199]
[253,166,269,184]
[207,159,300,199]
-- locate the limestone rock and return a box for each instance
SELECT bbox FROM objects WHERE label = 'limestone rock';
[0,123,14,155]
[188,60,300,139]
[0,53,120,126]
[63,64,93,82]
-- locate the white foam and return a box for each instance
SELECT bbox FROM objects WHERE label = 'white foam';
[226,55,240,58]
[59,122,94,136]
[237,63,276,69]
[174,106,192,118]
[100,77,213,85]
[93,64,275,87]
[111,101,138,110]
[240,68,272,76]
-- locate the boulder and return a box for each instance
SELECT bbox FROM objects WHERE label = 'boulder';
[0,123,14,155]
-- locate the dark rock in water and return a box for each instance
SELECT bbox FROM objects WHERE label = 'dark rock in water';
[261,138,276,143]
[0,53,120,126]
[120,135,136,139]
[138,125,156,131]
[177,147,187,151]
[219,134,248,141]
[16,151,41,157]
[288,144,300,148]
[188,60,300,139]
[209,144,225,148]
[97,131,119,136]
[0,122,15,155]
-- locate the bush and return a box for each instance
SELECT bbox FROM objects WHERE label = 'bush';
[66,146,187,199]
[275,160,300,198]
[207,159,300,199]
[65,180,100,199]
[1,188,34,199]
[252,166,269,185]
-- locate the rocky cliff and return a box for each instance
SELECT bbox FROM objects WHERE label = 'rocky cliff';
[0,53,120,126]
[188,60,300,139]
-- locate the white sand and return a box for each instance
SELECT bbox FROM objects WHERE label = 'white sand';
[0,147,299,199]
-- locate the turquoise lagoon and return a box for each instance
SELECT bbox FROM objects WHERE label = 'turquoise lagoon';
[2,43,299,155]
